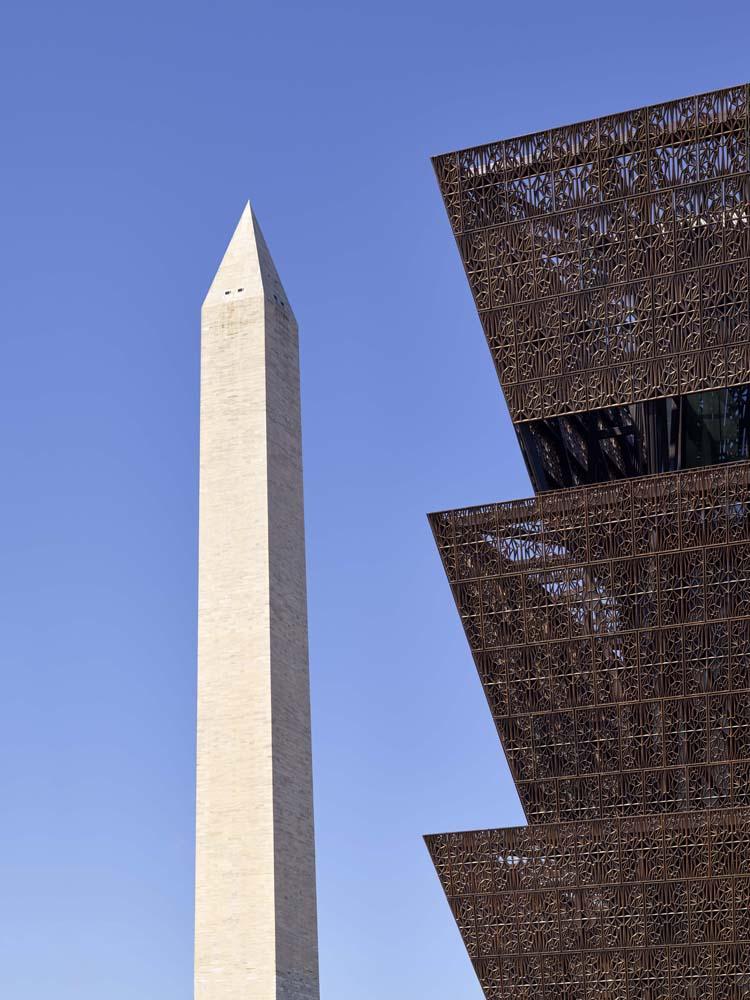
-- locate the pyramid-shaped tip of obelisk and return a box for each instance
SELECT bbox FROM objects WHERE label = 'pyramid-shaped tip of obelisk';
[203,201,296,321]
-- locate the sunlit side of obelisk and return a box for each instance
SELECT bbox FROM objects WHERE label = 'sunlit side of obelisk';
[195,203,319,1000]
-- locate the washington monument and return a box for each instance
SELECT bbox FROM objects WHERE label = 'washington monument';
[195,203,320,1000]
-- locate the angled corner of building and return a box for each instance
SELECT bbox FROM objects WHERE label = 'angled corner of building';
[195,202,319,1000]
[428,85,750,1000]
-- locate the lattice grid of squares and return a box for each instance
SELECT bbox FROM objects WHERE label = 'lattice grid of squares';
[427,814,750,1000]
[433,86,750,421]
[428,85,750,1000]
[430,463,750,822]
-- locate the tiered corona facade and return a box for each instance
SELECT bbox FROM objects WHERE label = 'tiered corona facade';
[427,86,750,1000]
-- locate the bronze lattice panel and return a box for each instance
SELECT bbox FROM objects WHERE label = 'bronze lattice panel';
[426,813,750,1000]
[427,86,750,1000]
[429,463,750,822]
[433,85,750,421]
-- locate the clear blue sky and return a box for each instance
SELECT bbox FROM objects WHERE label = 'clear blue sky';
[1,2,748,997]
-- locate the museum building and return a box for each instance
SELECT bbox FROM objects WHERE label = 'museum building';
[426,85,750,1000]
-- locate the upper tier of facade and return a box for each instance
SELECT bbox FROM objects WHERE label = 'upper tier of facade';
[433,85,750,423]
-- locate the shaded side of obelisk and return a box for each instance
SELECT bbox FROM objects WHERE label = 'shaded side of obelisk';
[195,203,319,1000]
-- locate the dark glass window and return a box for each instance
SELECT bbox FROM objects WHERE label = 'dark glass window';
[519,384,750,492]
[681,384,750,468]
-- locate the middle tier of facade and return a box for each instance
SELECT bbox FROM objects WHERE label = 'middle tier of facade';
[430,461,750,823]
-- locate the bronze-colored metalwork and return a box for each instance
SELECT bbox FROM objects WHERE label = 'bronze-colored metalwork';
[430,465,750,825]
[427,86,750,1000]
[433,85,750,423]
[426,813,750,1000]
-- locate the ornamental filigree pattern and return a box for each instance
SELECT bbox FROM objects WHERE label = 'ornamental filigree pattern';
[430,463,750,823]
[427,86,750,1000]
[434,86,750,421]
[426,813,750,1000]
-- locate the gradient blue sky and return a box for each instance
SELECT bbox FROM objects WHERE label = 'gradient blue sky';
[1,2,749,997]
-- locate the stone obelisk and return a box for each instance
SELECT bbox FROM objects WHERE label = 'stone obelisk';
[195,203,319,1000]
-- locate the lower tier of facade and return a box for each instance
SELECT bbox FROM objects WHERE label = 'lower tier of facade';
[427,811,750,1000]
